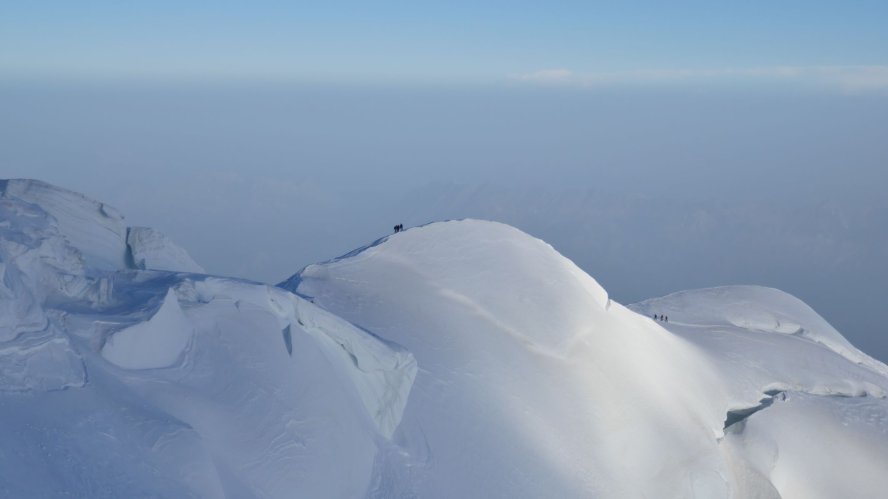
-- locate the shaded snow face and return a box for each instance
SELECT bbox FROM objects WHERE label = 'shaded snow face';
[1,179,130,271]
[0,179,416,498]
[0,186,89,391]
[101,288,194,369]
[126,226,205,273]
[0,179,204,274]
[0,179,206,391]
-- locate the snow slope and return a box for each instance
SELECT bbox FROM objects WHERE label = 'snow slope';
[2,178,887,498]
[631,287,888,499]
[0,180,416,498]
[0,179,130,271]
[630,285,888,377]
[286,220,888,498]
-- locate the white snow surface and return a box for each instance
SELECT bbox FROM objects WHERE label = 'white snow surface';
[630,285,888,377]
[101,287,195,369]
[2,180,888,498]
[0,179,416,498]
[288,220,888,498]
[1,179,130,271]
[127,226,206,273]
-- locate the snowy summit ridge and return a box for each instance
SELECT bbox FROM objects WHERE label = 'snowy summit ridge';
[2,179,887,498]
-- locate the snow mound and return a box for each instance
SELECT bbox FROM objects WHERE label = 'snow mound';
[127,226,205,273]
[284,219,733,498]
[630,285,888,376]
[102,288,195,369]
[290,219,610,354]
[285,219,888,498]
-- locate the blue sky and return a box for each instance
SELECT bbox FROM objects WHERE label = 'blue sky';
[3,1,888,87]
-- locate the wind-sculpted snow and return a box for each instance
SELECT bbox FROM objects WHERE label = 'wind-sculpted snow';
[0,179,204,276]
[721,391,888,499]
[631,286,888,498]
[0,179,416,497]
[3,179,888,498]
[126,226,206,273]
[288,296,417,438]
[1,179,130,271]
[101,288,195,369]
[0,186,88,391]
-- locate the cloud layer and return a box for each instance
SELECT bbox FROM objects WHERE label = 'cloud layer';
[513,65,888,93]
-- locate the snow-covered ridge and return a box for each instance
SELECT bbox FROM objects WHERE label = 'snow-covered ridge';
[630,285,888,377]
[0,179,417,497]
[284,216,888,498]
[0,179,203,274]
[2,178,888,498]
[289,219,610,355]
[1,178,130,271]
